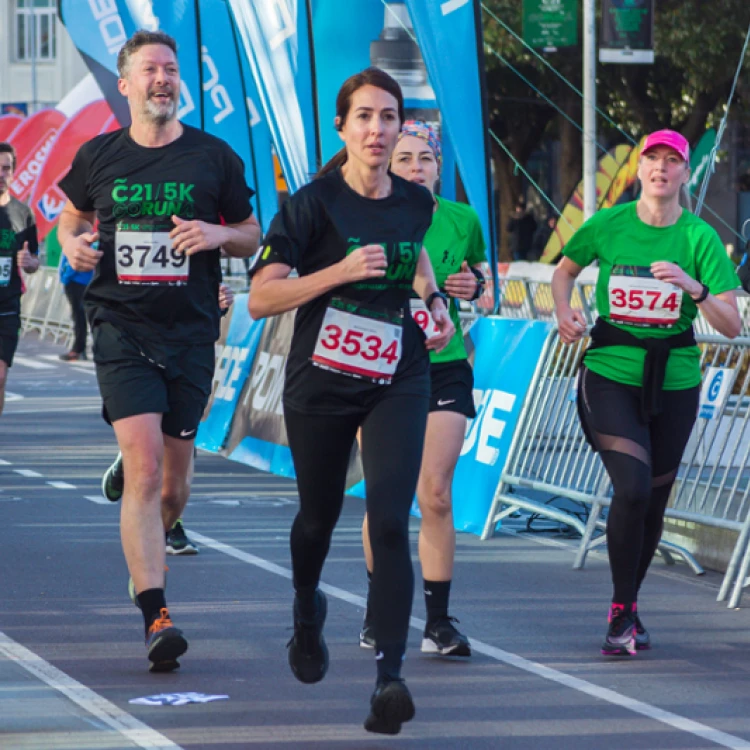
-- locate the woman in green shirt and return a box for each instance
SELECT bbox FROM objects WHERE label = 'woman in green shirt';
[360,121,487,658]
[552,129,740,656]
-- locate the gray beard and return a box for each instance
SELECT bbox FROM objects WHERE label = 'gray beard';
[143,97,177,124]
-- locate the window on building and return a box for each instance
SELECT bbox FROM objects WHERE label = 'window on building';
[15,0,57,62]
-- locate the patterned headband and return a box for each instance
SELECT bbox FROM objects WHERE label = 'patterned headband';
[397,120,442,168]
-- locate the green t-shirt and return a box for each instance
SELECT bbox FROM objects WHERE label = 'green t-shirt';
[423,196,487,364]
[563,201,739,390]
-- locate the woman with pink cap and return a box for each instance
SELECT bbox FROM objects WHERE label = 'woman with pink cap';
[552,129,740,656]
[359,120,487,659]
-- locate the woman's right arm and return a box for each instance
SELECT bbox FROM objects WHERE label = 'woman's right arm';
[248,244,388,319]
[552,257,588,343]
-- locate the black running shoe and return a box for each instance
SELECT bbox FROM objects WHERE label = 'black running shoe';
[421,616,471,657]
[633,608,651,650]
[146,607,187,673]
[166,520,199,556]
[287,589,329,684]
[364,678,415,735]
[359,613,375,650]
[601,604,636,656]
[101,453,124,502]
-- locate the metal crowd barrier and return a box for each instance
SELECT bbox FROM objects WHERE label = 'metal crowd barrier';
[20,267,74,347]
[481,328,750,605]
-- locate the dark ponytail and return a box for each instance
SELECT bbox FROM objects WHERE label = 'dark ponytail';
[316,66,404,178]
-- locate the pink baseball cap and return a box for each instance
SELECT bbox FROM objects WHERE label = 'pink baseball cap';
[641,129,690,162]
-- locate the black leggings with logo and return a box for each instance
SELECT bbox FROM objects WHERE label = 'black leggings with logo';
[578,367,699,606]
[285,392,429,672]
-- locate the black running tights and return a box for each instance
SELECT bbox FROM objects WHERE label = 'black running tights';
[285,394,428,655]
[579,367,699,606]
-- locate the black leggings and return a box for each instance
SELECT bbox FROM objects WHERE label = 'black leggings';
[285,393,428,655]
[579,367,699,605]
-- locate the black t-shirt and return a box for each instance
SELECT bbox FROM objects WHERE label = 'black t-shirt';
[0,197,39,315]
[59,125,253,345]
[251,169,434,414]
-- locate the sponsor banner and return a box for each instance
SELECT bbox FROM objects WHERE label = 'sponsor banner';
[600,0,654,64]
[453,318,552,534]
[227,0,317,193]
[7,109,67,203]
[197,294,266,452]
[0,115,23,141]
[699,367,735,421]
[350,318,552,536]
[540,143,632,263]
[223,311,295,475]
[29,100,118,239]
[58,0,131,125]
[1,103,28,116]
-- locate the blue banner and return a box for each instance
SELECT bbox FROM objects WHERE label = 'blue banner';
[452,318,551,534]
[310,0,454,198]
[347,318,551,535]
[227,0,318,192]
[196,295,266,452]
[404,0,495,258]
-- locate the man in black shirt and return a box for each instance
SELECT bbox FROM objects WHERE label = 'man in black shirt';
[58,30,259,672]
[0,142,39,416]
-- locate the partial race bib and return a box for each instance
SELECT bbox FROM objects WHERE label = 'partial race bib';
[0,256,11,287]
[312,297,402,385]
[410,298,440,339]
[608,266,682,328]
[115,222,189,285]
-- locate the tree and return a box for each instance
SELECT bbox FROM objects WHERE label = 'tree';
[482,0,750,260]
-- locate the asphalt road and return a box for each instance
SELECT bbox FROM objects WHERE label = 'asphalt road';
[3,335,750,750]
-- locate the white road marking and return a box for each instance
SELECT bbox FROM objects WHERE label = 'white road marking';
[12,355,56,370]
[0,631,181,750]
[188,530,750,750]
[47,481,76,490]
[14,469,43,478]
[85,495,111,505]
[6,391,23,401]
[0,458,11,465]
[7,406,101,415]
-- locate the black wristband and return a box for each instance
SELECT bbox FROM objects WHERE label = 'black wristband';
[692,283,710,304]
[469,266,486,301]
[425,291,449,311]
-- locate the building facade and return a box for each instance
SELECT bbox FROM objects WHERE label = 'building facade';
[0,1,88,114]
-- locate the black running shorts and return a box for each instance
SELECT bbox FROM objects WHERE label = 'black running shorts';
[92,321,214,440]
[429,359,476,418]
[0,313,20,367]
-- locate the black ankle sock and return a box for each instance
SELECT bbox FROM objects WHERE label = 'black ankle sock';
[376,644,405,683]
[137,588,167,636]
[424,579,451,625]
[295,585,319,621]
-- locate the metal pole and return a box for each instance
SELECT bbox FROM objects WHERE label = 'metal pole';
[582,0,597,220]
[30,2,37,114]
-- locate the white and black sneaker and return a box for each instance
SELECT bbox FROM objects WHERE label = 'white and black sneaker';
[101,452,124,502]
[421,616,471,657]
[359,614,375,650]
[166,520,199,555]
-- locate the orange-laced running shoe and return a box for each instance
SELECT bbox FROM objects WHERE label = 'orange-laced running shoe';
[146,607,188,673]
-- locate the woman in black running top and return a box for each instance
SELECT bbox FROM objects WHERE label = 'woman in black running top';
[249,67,454,735]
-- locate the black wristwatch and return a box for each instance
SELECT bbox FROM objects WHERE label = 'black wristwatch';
[425,291,449,311]
[692,283,710,304]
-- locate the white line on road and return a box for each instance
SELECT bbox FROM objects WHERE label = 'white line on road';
[188,530,750,750]
[6,391,23,401]
[12,356,56,370]
[0,458,11,465]
[7,406,101,415]
[47,481,77,489]
[14,469,43,478]
[85,495,111,505]
[0,631,181,750]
